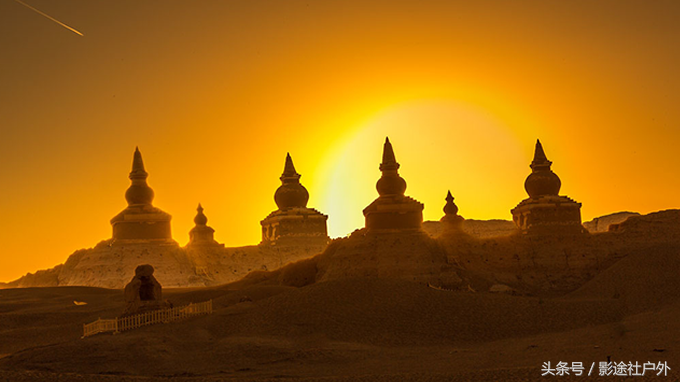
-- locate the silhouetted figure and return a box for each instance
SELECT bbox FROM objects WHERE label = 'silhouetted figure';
[511,140,584,235]
[363,137,424,231]
[110,147,173,242]
[123,264,170,315]
[260,153,329,247]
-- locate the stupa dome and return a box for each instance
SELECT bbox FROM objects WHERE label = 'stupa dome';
[194,203,208,226]
[274,153,309,210]
[524,140,561,198]
[376,137,407,197]
[443,190,459,216]
[124,147,155,205]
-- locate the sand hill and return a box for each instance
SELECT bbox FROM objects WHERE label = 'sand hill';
[1,237,678,380]
[422,212,640,238]
[253,210,680,296]
[1,210,679,380]
[0,210,664,293]
[314,230,458,287]
[0,240,324,289]
[422,218,518,238]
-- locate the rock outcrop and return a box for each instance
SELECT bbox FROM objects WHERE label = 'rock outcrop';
[422,219,519,238]
[0,265,62,288]
[608,209,680,239]
[583,211,640,232]
[56,240,196,289]
[122,264,171,316]
[5,238,325,289]
[315,229,460,288]
[260,209,680,296]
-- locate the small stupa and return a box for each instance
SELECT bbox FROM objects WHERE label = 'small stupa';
[363,137,424,232]
[188,204,219,245]
[260,153,329,247]
[185,203,224,278]
[110,148,173,242]
[511,140,584,235]
[440,191,464,234]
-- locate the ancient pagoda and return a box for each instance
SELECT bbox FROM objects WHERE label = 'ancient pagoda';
[185,203,224,279]
[260,153,329,247]
[363,137,424,231]
[110,147,173,242]
[440,190,464,234]
[511,140,584,235]
[188,204,219,245]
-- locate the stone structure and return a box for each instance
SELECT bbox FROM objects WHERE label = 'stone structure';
[5,151,332,289]
[110,148,173,242]
[363,137,424,231]
[440,191,464,234]
[46,148,193,289]
[260,153,329,247]
[123,264,171,315]
[511,140,584,235]
[188,204,220,245]
[185,204,224,278]
[315,139,457,285]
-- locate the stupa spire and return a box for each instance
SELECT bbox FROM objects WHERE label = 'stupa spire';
[376,137,407,197]
[281,152,299,179]
[512,139,584,235]
[125,147,155,206]
[364,137,423,231]
[530,139,552,170]
[188,203,217,245]
[274,153,309,209]
[524,139,561,198]
[261,153,328,247]
[380,137,399,171]
[440,190,464,232]
[194,203,208,226]
[129,146,148,180]
[443,190,459,216]
[111,147,172,242]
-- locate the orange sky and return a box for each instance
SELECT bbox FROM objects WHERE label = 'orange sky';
[1,0,679,282]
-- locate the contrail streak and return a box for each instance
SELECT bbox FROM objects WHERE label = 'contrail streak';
[14,0,84,36]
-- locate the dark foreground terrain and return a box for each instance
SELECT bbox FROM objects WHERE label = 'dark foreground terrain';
[1,240,679,382]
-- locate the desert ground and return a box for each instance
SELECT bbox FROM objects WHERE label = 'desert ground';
[1,238,679,382]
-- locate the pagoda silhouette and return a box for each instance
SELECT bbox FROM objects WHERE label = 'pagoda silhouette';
[363,138,424,232]
[511,140,585,235]
[110,148,173,242]
[260,153,329,247]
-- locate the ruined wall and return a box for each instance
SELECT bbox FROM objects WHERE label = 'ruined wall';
[4,238,329,289]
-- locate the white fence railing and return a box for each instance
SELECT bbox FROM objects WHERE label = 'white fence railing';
[83,300,213,338]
